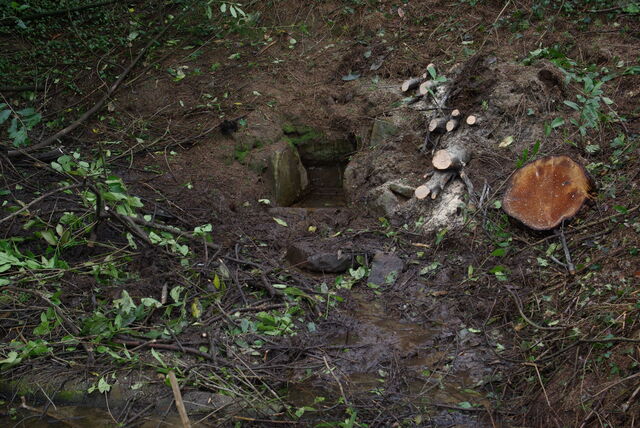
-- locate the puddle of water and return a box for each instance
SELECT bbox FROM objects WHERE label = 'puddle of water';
[351,295,437,353]
[0,405,208,428]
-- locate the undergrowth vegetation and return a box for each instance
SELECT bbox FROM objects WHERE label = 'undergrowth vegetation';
[0,0,639,426]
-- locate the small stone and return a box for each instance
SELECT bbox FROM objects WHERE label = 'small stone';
[286,242,352,273]
[368,252,404,286]
[373,188,400,217]
[388,181,415,198]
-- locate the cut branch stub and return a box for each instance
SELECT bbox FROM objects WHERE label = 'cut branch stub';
[401,77,423,92]
[414,170,455,200]
[419,80,438,95]
[466,114,481,126]
[502,155,593,231]
[428,118,448,134]
[445,118,459,132]
[432,145,470,170]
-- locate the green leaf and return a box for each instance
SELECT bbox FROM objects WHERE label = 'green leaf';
[550,117,565,128]
[419,261,441,275]
[40,230,58,246]
[191,298,202,318]
[97,377,111,393]
[491,248,506,257]
[0,109,10,125]
[141,297,162,308]
[113,290,136,314]
[563,100,580,110]
[150,348,167,367]
[427,64,437,79]
[458,401,473,409]
[0,351,20,366]
[273,217,288,227]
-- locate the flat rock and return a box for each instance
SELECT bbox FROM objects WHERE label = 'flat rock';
[369,119,399,148]
[368,252,404,286]
[286,241,352,273]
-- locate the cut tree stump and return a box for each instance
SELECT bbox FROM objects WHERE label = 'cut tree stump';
[451,109,461,119]
[432,145,470,170]
[445,118,459,132]
[502,155,593,230]
[414,171,456,200]
[428,118,448,134]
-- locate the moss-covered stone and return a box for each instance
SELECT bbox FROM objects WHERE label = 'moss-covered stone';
[270,144,308,206]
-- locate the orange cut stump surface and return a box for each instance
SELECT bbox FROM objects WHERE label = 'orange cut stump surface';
[502,155,592,230]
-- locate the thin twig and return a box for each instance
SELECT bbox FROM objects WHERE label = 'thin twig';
[0,184,80,224]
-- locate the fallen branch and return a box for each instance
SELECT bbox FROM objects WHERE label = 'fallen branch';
[113,338,216,361]
[0,183,80,224]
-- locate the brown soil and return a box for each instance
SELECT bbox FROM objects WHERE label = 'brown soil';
[2,1,640,427]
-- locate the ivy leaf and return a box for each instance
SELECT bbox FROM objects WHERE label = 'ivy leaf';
[97,377,111,393]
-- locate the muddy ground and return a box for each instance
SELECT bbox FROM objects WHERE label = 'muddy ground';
[1,0,640,427]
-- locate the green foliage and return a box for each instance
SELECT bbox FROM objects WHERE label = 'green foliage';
[0,103,42,147]
[524,47,624,137]
[516,141,541,168]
